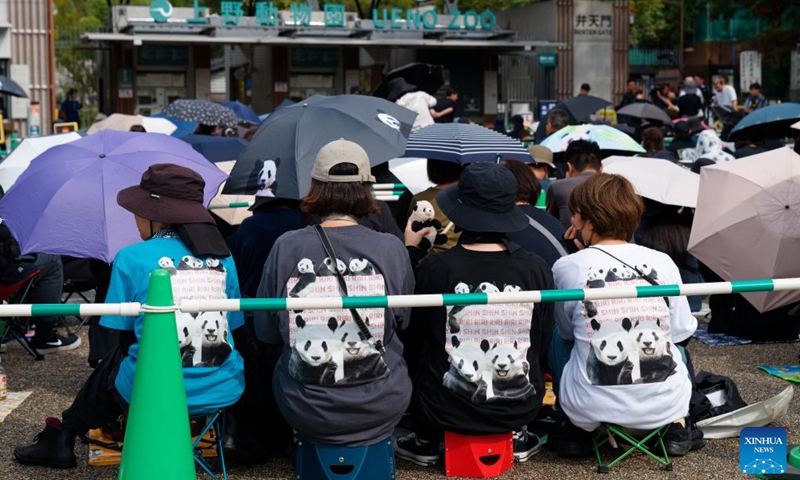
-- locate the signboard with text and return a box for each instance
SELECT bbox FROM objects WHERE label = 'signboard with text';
[739,50,761,93]
[147,0,497,31]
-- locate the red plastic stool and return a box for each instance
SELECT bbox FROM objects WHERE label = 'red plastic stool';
[444,431,514,478]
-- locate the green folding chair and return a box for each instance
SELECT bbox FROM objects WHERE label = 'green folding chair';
[592,423,673,474]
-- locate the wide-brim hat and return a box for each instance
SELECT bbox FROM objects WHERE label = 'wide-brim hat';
[436,162,528,233]
[117,163,215,225]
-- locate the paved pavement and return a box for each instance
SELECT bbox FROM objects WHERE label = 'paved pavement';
[0,320,796,480]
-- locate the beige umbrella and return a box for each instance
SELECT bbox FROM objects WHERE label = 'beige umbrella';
[87,114,177,135]
[209,160,253,226]
[688,147,800,312]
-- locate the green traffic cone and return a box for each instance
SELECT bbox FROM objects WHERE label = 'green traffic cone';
[118,269,195,480]
[791,445,800,469]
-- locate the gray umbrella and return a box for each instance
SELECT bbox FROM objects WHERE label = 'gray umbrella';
[0,75,27,98]
[223,94,416,199]
[617,102,672,124]
[162,99,239,127]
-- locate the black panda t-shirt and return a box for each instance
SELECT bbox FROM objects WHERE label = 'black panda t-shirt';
[404,243,554,435]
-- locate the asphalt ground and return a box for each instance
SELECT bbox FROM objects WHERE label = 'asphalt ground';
[0,317,797,480]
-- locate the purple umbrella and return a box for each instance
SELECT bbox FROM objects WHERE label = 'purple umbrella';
[0,130,228,262]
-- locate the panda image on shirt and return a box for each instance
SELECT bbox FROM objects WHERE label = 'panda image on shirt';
[315,257,348,277]
[605,265,635,283]
[336,318,387,383]
[586,267,606,288]
[448,282,499,332]
[348,258,376,276]
[176,312,197,368]
[632,320,677,384]
[503,284,522,293]
[446,282,473,334]
[288,315,344,385]
[475,282,500,294]
[586,318,636,386]
[205,257,226,273]
[635,264,659,282]
[178,255,204,271]
[486,341,534,401]
[197,311,233,367]
[158,257,177,276]
[289,259,316,298]
[442,335,494,404]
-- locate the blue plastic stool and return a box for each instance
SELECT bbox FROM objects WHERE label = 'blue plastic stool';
[295,437,395,480]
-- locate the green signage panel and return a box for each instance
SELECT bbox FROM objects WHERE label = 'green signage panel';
[539,53,557,67]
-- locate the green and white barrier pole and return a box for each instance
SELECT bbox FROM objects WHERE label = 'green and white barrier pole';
[178,278,800,313]
[372,183,406,191]
[209,201,253,210]
[6,277,800,317]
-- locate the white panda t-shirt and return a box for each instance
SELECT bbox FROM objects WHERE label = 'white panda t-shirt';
[552,243,697,432]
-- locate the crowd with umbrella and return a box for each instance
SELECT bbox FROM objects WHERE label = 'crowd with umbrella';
[2,62,800,340]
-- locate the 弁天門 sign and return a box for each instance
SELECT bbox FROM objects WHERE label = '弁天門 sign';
[149,0,497,31]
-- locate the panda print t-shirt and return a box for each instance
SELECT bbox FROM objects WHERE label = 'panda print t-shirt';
[284,255,389,386]
[552,243,697,432]
[256,225,414,446]
[100,236,245,416]
[407,244,554,435]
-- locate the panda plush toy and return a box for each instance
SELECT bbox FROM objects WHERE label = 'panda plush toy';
[410,200,448,251]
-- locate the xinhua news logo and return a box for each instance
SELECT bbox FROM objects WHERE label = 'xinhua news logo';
[740,427,787,475]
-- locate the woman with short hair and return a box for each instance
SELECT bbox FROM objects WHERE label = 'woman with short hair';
[255,139,415,446]
[549,173,701,458]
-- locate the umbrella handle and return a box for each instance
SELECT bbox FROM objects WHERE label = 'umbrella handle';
[441,222,454,235]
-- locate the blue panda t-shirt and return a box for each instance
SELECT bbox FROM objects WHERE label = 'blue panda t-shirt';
[552,243,696,432]
[100,236,245,415]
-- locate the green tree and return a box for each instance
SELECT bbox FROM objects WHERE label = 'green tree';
[706,0,800,98]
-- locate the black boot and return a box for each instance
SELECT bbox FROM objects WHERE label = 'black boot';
[14,418,77,469]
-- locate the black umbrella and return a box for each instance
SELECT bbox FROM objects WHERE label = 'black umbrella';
[223,94,416,199]
[617,102,672,124]
[0,76,27,98]
[372,63,444,100]
[557,95,613,123]
[162,99,239,127]
[729,102,800,141]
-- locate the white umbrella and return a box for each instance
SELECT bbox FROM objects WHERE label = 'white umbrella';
[87,114,177,136]
[388,158,434,195]
[602,156,700,207]
[0,132,82,192]
[209,160,253,226]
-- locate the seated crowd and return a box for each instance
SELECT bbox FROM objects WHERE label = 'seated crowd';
[12,137,707,471]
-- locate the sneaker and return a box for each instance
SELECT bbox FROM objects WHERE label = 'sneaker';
[30,333,81,354]
[394,433,440,467]
[662,422,705,457]
[513,426,543,463]
[14,418,77,469]
[548,421,593,458]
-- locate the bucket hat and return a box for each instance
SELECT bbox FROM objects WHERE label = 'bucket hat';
[117,163,215,224]
[386,78,418,102]
[436,162,528,233]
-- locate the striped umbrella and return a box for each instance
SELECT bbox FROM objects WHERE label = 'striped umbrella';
[540,124,645,153]
[403,123,532,164]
